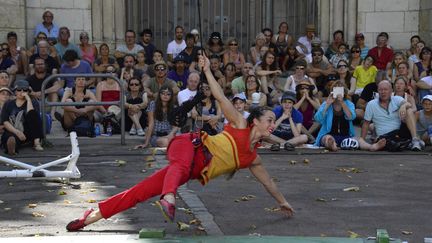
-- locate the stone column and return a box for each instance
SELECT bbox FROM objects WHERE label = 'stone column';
[102,0,116,46]
[114,0,126,45]
[332,0,344,31]
[91,0,103,45]
[320,0,331,47]
[346,0,357,46]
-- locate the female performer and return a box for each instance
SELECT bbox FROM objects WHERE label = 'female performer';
[66,54,294,231]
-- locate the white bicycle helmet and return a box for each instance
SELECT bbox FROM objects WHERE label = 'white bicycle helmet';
[340,138,359,150]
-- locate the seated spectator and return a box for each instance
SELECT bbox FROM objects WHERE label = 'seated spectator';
[396,61,416,98]
[367,32,393,81]
[255,51,283,104]
[7,32,28,76]
[406,35,421,58]
[1,80,44,155]
[134,50,149,77]
[33,10,59,45]
[147,50,164,78]
[27,32,58,59]
[355,77,380,121]
[191,82,222,135]
[417,74,432,100]
[306,47,335,98]
[167,54,190,90]
[393,76,416,112]
[78,31,98,66]
[0,87,12,134]
[314,81,356,151]
[0,43,18,83]
[354,33,369,60]
[408,40,424,69]
[60,50,93,89]
[95,65,121,118]
[114,30,144,67]
[0,70,11,87]
[145,61,179,100]
[349,55,377,96]
[358,80,423,151]
[224,93,250,124]
[138,28,156,65]
[209,54,226,88]
[223,38,245,73]
[415,95,432,145]
[268,91,308,151]
[222,62,237,98]
[413,46,431,82]
[206,32,225,59]
[29,40,60,75]
[135,85,179,148]
[56,77,98,132]
[55,27,81,62]
[348,45,362,73]
[231,62,254,94]
[125,77,148,136]
[334,60,352,90]
[249,33,267,65]
[325,30,345,60]
[281,45,301,74]
[285,60,317,94]
[119,54,143,83]
[329,43,349,69]
[93,43,119,73]
[294,80,321,143]
[177,72,199,105]
[244,74,267,110]
[386,52,407,83]
[272,22,294,61]
[179,33,199,67]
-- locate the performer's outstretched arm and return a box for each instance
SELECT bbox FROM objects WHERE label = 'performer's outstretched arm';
[249,155,294,217]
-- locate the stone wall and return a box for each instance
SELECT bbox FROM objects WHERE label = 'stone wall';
[25,0,92,48]
[357,0,420,50]
[0,0,26,48]
[419,0,432,47]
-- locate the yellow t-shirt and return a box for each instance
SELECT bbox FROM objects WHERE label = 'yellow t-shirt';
[353,65,378,89]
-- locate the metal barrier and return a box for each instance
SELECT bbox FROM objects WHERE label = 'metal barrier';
[40,73,126,145]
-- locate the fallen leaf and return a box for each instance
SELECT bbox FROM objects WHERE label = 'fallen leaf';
[46,190,54,193]
[348,230,359,238]
[141,169,147,173]
[316,198,327,202]
[0,200,3,204]
[320,233,327,237]
[303,158,310,164]
[234,199,240,202]
[401,230,412,235]
[8,182,14,186]
[177,221,190,231]
[145,156,155,162]
[116,160,127,166]
[189,219,200,225]
[87,199,97,203]
[89,189,97,192]
[151,148,158,156]
[58,190,67,195]
[32,212,45,217]
[197,226,205,231]
[28,204,38,208]
[314,178,320,182]
[249,224,257,230]
[4,208,11,211]
[343,186,360,192]
[178,207,192,214]
[271,177,280,182]
[289,160,297,165]
[63,200,72,204]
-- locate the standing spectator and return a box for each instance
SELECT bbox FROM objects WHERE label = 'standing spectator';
[179,33,199,68]
[415,95,432,145]
[78,32,98,66]
[206,32,225,58]
[145,61,179,100]
[55,27,81,62]
[0,43,18,83]
[249,33,267,65]
[166,26,186,67]
[167,54,190,90]
[367,32,394,81]
[93,43,119,73]
[1,80,44,155]
[60,50,93,89]
[6,32,28,76]
[359,80,423,151]
[223,38,246,74]
[349,55,377,96]
[325,30,346,60]
[354,33,369,60]
[125,77,148,136]
[33,10,59,45]
[138,29,156,65]
[348,45,362,73]
[29,40,59,75]
[114,30,144,66]
[314,80,356,151]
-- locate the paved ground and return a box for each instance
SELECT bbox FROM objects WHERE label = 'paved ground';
[0,130,431,243]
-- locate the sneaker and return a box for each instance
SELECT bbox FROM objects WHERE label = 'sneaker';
[129,128,137,135]
[137,128,145,136]
[270,143,280,151]
[284,142,295,151]
[155,199,175,222]
[411,137,422,151]
[33,144,44,151]
[66,208,94,231]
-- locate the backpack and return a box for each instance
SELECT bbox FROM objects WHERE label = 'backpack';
[71,116,95,137]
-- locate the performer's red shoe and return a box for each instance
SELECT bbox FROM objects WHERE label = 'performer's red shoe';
[156,199,175,222]
[66,208,94,231]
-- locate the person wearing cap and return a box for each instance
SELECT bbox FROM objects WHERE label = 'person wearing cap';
[206,32,225,58]
[190,29,200,47]
[367,32,393,81]
[354,33,369,59]
[78,31,98,66]
[114,30,144,66]
[145,61,179,100]
[179,33,200,68]
[415,95,432,145]
[297,24,319,56]
[0,87,12,115]
[55,26,82,62]
[325,30,346,60]
[167,54,190,90]
[138,29,156,65]
[224,92,250,124]
[314,80,356,151]
[267,91,308,151]
[1,80,44,155]
[166,25,186,68]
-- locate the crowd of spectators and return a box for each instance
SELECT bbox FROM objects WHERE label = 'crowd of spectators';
[0,10,431,155]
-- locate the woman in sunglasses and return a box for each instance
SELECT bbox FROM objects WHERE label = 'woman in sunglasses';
[135,85,178,148]
[284,60,317,94]
[1,80,44,155]
[79,31,98,66]
[0,43,17,82]
[348,45,362,72]
[223,38,245,73]
[125,77,148,136]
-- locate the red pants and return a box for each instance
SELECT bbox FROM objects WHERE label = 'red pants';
[98,134,206,219]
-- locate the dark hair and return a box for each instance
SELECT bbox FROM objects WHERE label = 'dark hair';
[7,32,17,39]
[154,85,175,121]
[154,49,163,56]
[397,61,409,70]
[245,75,261,96]
[246,106,273,126]
[140,28,152,37]
[185,33,195,40]
[350,44,361,52]
[127,77,144,92]
[333,30,344,39]
[125,29,136,37]
[124,54,136,62]
[175,25,184,32]
[63,49,79,62]
[260,51,277,71]
[420,46,432,60]
[224,62,236,73]
[338,43,347,49]
[377,32,389,39]
[364,54,375,63]
[99,43,109,53]
[261,28,273,35]
[0,43,11,58]
[410,35,421,42]
[278,22,288,32]
[207,35,224,47]
[311,47,324,55]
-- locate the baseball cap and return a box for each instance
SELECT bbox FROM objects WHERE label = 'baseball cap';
[190,29,199,35]
[210,32,222,39]
[0,87,12,95]
[174,54,186,63]
[421,95,432,103]
[231,92,246,102]
[280,91,297,103]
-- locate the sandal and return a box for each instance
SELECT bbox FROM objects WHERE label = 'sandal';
[283,142,295,151]
[270,143,281,151]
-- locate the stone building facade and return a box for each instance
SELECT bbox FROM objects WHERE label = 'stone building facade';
[0,0,431,52]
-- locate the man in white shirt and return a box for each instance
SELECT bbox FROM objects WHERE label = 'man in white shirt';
[297,24,320,57]
[167,26,186,68]
[417,75,432,100]
[177,72,199,105]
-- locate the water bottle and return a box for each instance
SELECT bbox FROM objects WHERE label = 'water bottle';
[106,122,113,136]
[94,124,101,136]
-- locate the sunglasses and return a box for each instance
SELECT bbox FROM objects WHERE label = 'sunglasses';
[337,65,347,68]
[155,67,166,71]
[16,88,28,92]
[129,83,140,86]
[299,86,310,90]
[351,50,360,53]
[229,43,238,46]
